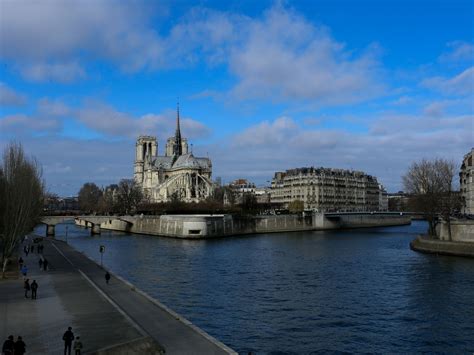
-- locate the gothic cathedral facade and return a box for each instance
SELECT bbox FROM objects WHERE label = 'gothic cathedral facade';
[134,105,213,203]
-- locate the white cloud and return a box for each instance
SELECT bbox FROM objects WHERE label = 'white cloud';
[20,61,86,83]
[422,67,474,96]
[76,102,211,140]
[439,41,474,63]
[0,114,61,134]
[226,6,384,104]
[0,83,27,106]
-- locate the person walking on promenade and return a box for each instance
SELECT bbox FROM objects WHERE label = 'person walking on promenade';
[18,257,24,269]
[43,258,49,271]
[63,327,74,355]
[30,245,35,253]
[39,257,43,269]
[31,280,38,299]
[105,272,111,284]
[14,336,26,355]
[23,245,29,257]
[2,335,14,355]
[21,265,28,278]
[24,279,30,298]
[73,336,83,355]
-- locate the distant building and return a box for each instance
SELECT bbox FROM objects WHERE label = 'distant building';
[378,184,388,211]
[460,148,474,215]
[228,179,256,204]
[134,105,213,203]
[270,167,381,212]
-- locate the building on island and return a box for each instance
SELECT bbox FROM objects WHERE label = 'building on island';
[460,148,474,215]
[270,167,381,212]
[134,105,213,203]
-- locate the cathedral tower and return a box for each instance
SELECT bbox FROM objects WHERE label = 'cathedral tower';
[134,136,157,184]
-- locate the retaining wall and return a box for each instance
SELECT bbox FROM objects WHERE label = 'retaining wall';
[97,213,411,238]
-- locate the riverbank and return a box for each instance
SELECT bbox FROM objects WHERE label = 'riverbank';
[0,237,235,354]
[92,213,411,238]
[410,235,474,258]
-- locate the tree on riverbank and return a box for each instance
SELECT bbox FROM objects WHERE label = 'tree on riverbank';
[0,143,44,278]
[78,182,102,213]
[403,158,457,237]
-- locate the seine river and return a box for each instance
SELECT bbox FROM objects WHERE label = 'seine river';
[35,221,474,353]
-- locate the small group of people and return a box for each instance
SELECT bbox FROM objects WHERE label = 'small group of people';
[23,279,38,299]
[63,327,83,355]
[2,335,26,355]
[22,241,44,257]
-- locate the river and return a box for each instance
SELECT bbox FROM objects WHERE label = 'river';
[35,221,474,353]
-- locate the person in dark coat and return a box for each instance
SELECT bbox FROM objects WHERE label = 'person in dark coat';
[14,336,26,355]
[24,279,30,298]
[39,258,43,269]
[31,280,38,299]
[63,326,74,355]
[18,257,24,269]
[30,245,35,253]
[2,335,14,355]
[43,258,49,271]
[105,272,111,284]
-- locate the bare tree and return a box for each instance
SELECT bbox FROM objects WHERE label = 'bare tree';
[116,179,143,215]
[288,199,305,214]
[78,182,102,213]
[403,158,457,237]
[0,143,44,278]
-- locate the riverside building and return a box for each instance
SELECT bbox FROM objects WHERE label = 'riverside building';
[460,148,474,215]
[270,167,381,212]
[134,105,213,203]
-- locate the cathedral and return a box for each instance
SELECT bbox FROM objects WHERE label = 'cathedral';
[134,105,213,203]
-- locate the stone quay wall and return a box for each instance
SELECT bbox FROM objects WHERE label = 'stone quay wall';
[436,219,474,243]
[93,213,411,239]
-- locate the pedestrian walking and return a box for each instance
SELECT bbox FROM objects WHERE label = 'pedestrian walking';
[18,257,24,269]
[21,265,28,278]
[2,335,14,355]
[39,244,44,253]
[105,272,111,284]
[43,258,49,271]
[24,279,30,298]
[73,336,83,355]
[62,327,74,355]
[39,258,43,269]
[30,245,35,253]
[14,336,26,355]
[31,280,38,299]
[23,245,29,257]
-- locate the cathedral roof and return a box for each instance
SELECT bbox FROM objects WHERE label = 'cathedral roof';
[172,153,210,170]
[151,153,211,171]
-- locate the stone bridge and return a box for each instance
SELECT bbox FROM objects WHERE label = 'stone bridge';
[40,216,134,236]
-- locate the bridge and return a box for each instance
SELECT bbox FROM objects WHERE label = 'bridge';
[40,216,134,236]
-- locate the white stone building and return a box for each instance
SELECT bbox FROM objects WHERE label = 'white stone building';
[270,167,381,212]
[460,148,474,215]
[134,106,213,203]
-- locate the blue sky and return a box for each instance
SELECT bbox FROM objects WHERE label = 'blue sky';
[0,0,472,195]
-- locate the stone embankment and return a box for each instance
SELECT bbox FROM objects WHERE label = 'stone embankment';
[410,219,474,258]
[0,237,236,354]
[87,213,411,239]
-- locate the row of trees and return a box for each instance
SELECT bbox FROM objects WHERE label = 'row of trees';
[0,143,44,278]
[78,179,143,215]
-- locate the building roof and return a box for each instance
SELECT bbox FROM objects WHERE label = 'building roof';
[151,153,211,171]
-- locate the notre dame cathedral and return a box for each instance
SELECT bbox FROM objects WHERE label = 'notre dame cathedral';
[134,105,213,202]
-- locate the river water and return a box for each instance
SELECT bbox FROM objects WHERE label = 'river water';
[35,221,474,353]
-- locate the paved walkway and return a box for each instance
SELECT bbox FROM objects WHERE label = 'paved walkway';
[0,237,235,354]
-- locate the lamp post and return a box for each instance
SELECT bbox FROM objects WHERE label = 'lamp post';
[65,225,68,244]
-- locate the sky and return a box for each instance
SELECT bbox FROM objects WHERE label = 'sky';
[0,0,473,196]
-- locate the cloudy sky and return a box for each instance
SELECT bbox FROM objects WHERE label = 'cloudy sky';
[0,0,472,196]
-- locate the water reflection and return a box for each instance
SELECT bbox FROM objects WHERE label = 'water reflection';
[35,221,474,353]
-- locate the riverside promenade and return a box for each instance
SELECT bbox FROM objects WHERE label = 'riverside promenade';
[0,237,235,354]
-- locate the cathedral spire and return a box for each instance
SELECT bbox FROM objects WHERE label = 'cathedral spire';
[174,101,182,156]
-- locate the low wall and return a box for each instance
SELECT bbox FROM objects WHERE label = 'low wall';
[411,236,474,258]
[97,213,411,238]
[436,219,474,242]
